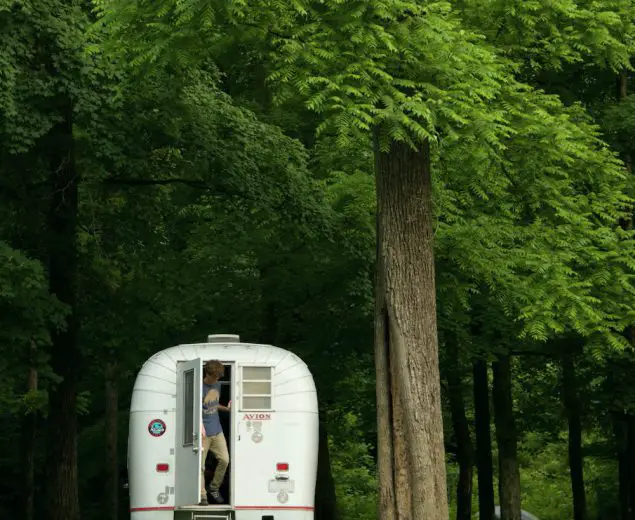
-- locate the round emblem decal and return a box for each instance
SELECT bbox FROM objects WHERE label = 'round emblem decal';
[252,431,263,443]
[277,490,289,504]
[148,419,166,437]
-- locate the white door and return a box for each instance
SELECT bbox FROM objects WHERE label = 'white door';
[175,358,202,506]
[234,365,277,506]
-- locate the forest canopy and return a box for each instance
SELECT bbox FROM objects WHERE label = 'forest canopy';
[1,1,635,519]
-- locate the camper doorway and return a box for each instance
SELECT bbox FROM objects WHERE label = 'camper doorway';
[203,362,234,507]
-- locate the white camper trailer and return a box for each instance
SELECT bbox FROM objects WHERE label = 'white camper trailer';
[128,334,319,520]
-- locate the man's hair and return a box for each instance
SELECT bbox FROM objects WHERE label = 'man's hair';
[204,360,224,378]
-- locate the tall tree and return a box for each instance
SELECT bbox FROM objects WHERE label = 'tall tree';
[46,95,81,520]
[562,352,587,520]
[445,335,475,520]
[493,355,521,520]
[374,136,446,518]
[0,2,88,519]
[473,359,495,520]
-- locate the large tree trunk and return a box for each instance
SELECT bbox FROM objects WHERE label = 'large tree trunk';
[21,341,39,520]
[105,360,119,520]
[374,134,448,520]
[315,413,339,520]
[561,354,587,520]
[492,356,521,520]
[473,360,495,520]
[447,339,474,520]
[45,104,81,520]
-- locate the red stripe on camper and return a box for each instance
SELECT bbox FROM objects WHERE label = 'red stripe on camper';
[235,506,315,510]
[130,506,175,512]
[130,505,314,512]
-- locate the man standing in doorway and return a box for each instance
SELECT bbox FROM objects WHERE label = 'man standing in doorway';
[200,360,230,505]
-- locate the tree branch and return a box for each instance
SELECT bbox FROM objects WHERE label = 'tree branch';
[510,350,554,357]
[103,178,217,189]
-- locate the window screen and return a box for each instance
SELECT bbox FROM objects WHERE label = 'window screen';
[242,366,272,410]
[183,368,194,446]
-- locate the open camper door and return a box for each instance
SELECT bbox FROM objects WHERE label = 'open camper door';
[175,358,202,507]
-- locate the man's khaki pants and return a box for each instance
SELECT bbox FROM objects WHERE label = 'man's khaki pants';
[201,432,230,496]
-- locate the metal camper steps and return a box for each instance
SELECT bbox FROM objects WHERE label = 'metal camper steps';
[174,505,233,520]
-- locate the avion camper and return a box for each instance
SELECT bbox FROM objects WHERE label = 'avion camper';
[128,334,319,520]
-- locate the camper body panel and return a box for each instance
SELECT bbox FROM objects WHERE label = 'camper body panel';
[129,340,318,520]
[129,410,176,514]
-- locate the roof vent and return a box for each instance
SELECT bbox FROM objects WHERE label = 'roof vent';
[207,334,240,343]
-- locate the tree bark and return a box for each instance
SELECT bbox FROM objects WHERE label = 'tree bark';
[375,287,397,519]
[627,416,635,520]
[374,133,448,520]
[492,356,521,520]
[614,414,632,520]
[561,354,587,520]
[473,360,495,520]
[617,68,628,101]
[45,103,81,520]
[258,260,278,346]
[21,341,38,520]
[315,413,339,520]
[617,67,632,228]
[616,65,635,520]
[105,360,119,520]
[447,339,474,520]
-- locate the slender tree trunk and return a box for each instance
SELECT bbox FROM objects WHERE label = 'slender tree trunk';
[390,344,412,518]
[375,273,397,519]
[614,414,632,520]
[315,412,339,520]
[627,416,635,520]
[105,360,119,520]
[45,103,81,520]
[622,64,635,516]
[258,261,278,345]
[561,354,587,520]
[618,68,629,101]
[616,66,635,520]
[617,68,632,230]
[492,356,521,520]
[21,341,38,520]
[473,360,495,520]
[447,339,474,520]
[374,133,448,520]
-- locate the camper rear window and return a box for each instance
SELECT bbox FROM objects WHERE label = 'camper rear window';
[242,366,272,410]
[183,368,194,446]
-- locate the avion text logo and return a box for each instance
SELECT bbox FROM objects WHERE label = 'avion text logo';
[243,413,271,420]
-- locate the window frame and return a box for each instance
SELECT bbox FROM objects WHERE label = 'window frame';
[240,365,273,411]
[182,367,195,447]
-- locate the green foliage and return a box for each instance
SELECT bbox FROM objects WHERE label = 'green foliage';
[601,94,635,161]
[328,410,377,520]
[2,0,635,519]
[436,88,635,345]
[265,1,511,152]
[456,0,635,74]
[0,0,88,153]
[517,431,621,520]
[0,241,64,413]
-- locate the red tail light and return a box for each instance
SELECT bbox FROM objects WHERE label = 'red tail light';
[276,463,289,471]
[156,463,169,472]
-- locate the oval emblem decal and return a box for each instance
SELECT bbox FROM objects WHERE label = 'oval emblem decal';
[148,419,166,437]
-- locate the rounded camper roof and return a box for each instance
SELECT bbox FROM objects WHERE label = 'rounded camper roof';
[131,335,318,413]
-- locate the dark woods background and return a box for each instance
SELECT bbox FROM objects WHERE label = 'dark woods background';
[2,1,635,520]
